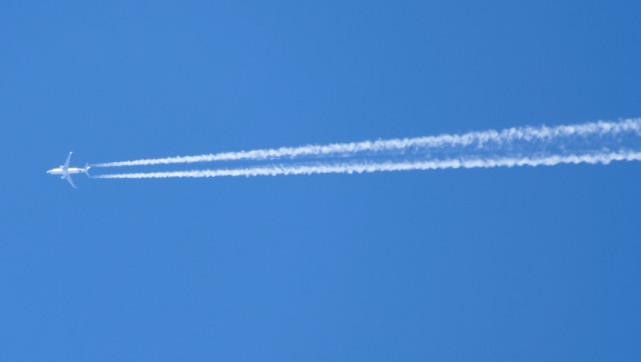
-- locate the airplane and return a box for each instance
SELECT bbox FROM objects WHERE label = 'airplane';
[46,152,91,188]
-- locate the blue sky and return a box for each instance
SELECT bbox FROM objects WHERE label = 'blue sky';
[1,1,641,360]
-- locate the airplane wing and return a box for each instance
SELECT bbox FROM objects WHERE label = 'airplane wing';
[63,152,73,171]
[65,174,77,189]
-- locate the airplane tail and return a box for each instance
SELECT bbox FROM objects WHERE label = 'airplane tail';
[84,163,92,177]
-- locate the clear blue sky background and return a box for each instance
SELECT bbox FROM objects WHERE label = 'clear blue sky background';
[2,1,641,360]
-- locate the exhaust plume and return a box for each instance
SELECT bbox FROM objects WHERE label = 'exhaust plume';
[95,150,641,179]
[93,118,641,180]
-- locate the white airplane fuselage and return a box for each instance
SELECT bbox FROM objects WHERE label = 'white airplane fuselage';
[46,167,87,177]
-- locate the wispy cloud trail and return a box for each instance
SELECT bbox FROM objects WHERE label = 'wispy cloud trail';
[94,119,641,167]
[95,150,641,179]
[94,118,641,180]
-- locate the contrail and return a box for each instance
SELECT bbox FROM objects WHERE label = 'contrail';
[94,117,641,180]
[94,118,641,167]
[95,150,641,179]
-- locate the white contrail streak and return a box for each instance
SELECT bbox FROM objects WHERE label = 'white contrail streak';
[94,118,641,167]
[95,150,641,179]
